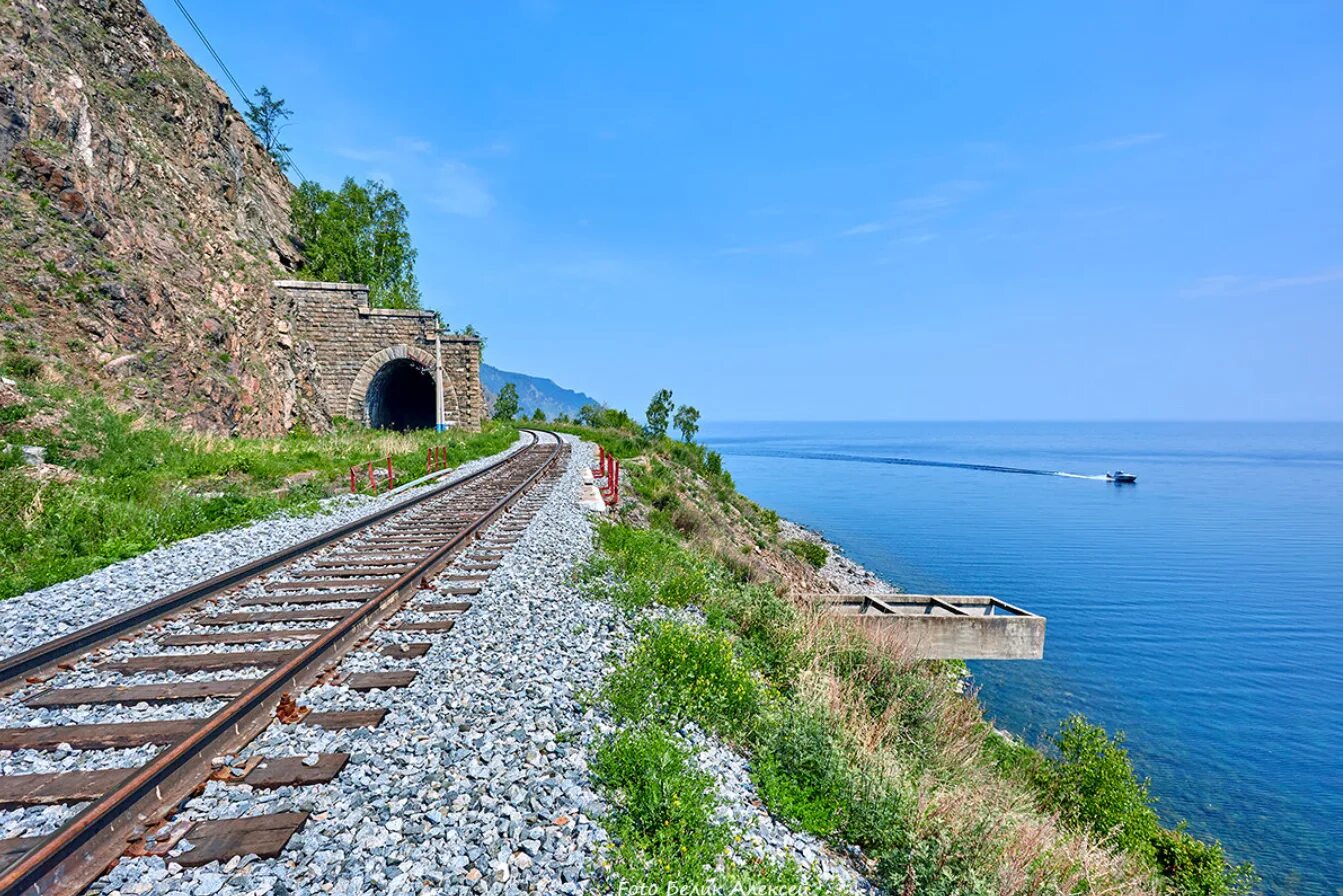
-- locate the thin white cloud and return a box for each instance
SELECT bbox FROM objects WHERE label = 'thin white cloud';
[716,239,816,258]
[431,160,495,217]
[1183,267,1343,297]
[337,138,496,218]
[839,180,984,238]
[1082,132,1165,151]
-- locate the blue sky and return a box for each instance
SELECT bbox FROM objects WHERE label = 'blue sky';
[146,1,1343,421]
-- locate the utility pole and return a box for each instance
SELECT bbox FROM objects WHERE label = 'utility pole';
[434,325,446,432]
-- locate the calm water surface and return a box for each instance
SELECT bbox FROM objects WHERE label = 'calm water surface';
[702,422,1342,896]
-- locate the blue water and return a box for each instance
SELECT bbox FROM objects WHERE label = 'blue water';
[702,422,1343,895]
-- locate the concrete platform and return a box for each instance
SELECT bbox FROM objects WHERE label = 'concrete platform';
[578,483,607,513]
[813,593,1044,660]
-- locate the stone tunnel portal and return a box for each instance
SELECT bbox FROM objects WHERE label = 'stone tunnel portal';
[365,358,436,431]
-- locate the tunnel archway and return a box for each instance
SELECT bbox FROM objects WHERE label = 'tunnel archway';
[364,358,435,430]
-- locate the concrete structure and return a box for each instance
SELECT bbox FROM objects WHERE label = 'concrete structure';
[815,593,1045,660]
[275,280,485,431]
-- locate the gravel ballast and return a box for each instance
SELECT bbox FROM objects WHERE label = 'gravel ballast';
[9,437,874,895]
[0,437,530,656]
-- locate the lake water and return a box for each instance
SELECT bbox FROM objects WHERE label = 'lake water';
[701,422,1342,895]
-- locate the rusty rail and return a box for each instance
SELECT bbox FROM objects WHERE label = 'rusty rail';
[0,430,563,896]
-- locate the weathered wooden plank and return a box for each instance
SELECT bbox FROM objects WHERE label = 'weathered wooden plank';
[175,812,309,867]
[291,567,412,579]
[0,767,133,808]
[238,592,375,607]
[437,585,480,596]
[265,579,395,592]
[25,678,260,708]
[0,710,384,752]
[418,600,470,613]
[159,629,324,647]
[303,709,386,730]
[455,562,499,572]
[104,649,297,674]
[386,620,456,634]
[0,836,45,871]
[200,608,352,625]
[0,719,198,751]
[236,753,348,789]
[343,670,417,691]
[377,642,431,659]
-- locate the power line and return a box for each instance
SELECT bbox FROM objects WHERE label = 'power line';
[171,0,308,183]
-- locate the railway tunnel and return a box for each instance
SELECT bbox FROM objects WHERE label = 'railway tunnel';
[364,357,436,431]
[274,280,486,431]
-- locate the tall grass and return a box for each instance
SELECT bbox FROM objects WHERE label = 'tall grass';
[0,399,516,599]
[579,508,1253,896]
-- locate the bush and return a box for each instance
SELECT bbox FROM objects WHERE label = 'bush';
[752,707,851,837]
[590,723,728,885]
[1152,826,1258,896]
[784,539,828,568]
[603,620,760,738]
[1046,715,1160,861]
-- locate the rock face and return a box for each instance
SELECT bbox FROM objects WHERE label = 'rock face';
[0,0,327,433]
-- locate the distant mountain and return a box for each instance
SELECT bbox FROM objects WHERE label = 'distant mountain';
[480,364,600,420]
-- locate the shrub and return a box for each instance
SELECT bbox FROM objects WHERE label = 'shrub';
[752,707,852,837]
[591,723,728,885]
[603,620,759,738]
[784,538,828,568]
[2,354,41,381]
[1152,825,1257,896]
[1045,715,1160,861]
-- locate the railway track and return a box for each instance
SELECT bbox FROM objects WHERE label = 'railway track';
[0,430,569,896]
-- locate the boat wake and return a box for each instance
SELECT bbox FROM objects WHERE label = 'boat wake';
[731,449,1112,481]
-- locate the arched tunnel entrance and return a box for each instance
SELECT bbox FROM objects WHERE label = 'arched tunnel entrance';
[364,358,436,430]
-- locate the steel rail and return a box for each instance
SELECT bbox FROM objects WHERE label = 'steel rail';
[0,431,541,694]
[0,430,564,896]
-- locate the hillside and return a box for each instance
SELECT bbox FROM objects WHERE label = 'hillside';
[481,363,599,419]
[0,0,323,434]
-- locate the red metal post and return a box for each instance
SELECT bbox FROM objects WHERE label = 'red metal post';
[367,461,377,495]
[349,466,357,493]
[426,447,433,473]
[387,455,394,490]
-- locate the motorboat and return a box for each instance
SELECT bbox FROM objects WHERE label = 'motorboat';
[1106,471,1137,484]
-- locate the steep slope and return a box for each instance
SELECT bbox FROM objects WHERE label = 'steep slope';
[481,363,600,419]
[0,0,323,433]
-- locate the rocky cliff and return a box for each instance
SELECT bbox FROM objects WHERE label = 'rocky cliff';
[0,0,324,433]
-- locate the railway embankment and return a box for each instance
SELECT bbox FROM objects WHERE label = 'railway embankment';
[0,425,1255,895]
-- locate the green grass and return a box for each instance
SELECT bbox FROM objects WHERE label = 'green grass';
[590,723,728,886]
[783,538,829,569]
[578,491,1257,896]
[0,398,516,599]
[602,619,760,740]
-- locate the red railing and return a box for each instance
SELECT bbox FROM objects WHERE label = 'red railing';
[595,445,619,507]
[349,455,395,495]
[426,446,451,473]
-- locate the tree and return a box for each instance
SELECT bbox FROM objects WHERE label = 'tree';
[645,389,674,438]
[461,323,487,352]
[531,408,547,422]
[493,383,519,420]
[245,86,292,171]
[673,405,700,443]
[291,178,422,308]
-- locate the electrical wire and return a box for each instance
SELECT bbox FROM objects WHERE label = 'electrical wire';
[171,0,308,182]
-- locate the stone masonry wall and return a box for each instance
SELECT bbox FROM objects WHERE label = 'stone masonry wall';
[274,280,484,430]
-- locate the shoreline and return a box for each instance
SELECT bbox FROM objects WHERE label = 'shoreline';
[778,518,900,595]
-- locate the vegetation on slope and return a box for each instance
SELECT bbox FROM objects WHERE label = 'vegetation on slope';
[562,405,1256,896]
[290,178,422,309]
[0,379,515,600]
